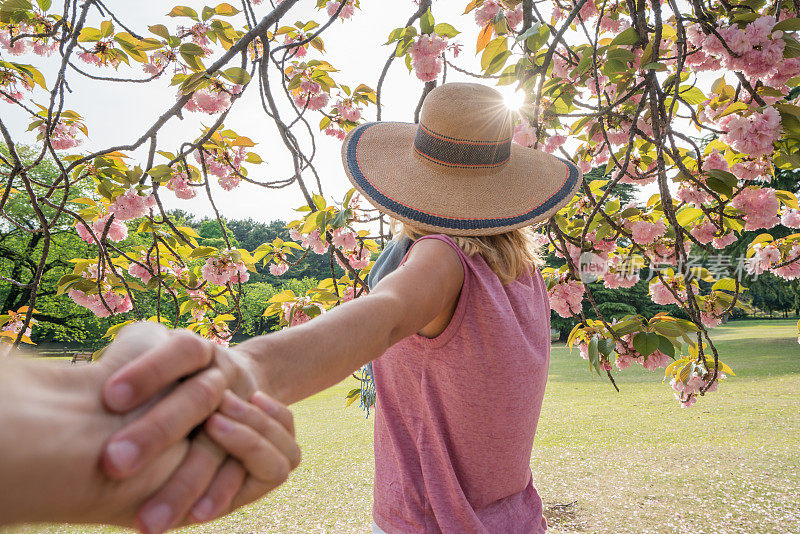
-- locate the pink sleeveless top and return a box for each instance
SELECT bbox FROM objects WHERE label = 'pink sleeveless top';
[372,234,551,533]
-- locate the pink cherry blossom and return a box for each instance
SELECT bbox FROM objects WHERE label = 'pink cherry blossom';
[338,100,362,122]
[730,187,780,231]
[86,214,128,242]
[773,244,800,280]
[543,134,566,154]
[745,244,780,276]
[201,250,249,285]
[332,228,358,250]
[513,121,537,148]
[505,6,523,29]
[712,232,737,249]
[630,220,666,244]
[718,107,781,157]
[409,34,447,82]
[325,126,347,140]
[38,122,82,150]
[731,158,771,182]
[269,262,289,276]
[642,350,673,371]
[327,0,355,19]
[128,262,154,284]
[649,279,684,305]
[474,1,500,26]
[548,279,584,318]
[108,190,156,221]
[676,185,711,207]
[166,172,197,199]
[781,208,800,228]
[184,86,235,115]
[690,220,717,244]
[68,289,133,318]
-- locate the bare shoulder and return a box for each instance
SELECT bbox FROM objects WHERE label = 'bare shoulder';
[402,237,464,284]
[371,237,464,312]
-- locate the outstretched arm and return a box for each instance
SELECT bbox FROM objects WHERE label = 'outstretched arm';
[240,236,465,404]
[105,236,464,409]
[96,237,463,530]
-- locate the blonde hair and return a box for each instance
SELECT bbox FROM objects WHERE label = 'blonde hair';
[390,219,545,286]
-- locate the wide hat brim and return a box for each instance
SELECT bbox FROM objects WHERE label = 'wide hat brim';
[341,121,583,236]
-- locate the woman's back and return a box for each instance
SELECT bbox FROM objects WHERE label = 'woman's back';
[372,234,551,534]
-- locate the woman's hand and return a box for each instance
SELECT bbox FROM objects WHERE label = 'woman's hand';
[188,390,300,523]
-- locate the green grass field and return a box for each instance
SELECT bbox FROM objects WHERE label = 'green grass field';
[5,319,799,534]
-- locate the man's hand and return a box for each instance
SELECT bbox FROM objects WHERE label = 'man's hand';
[99,324,298,533]
[0,322,191,527]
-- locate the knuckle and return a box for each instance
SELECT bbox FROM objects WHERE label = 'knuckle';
[289,444,302,470]
[147,411,178,451]
[175,330,212,366]
[192,372,225,413]
[268,456,291,485]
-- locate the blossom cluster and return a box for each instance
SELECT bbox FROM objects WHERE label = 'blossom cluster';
[293,80,330,111]
[686,16,800,92]
[166,171,197,199]
[0,318,33,357]
[474,1,523,29]
[38,122,82,150]
[326,0,356,20]
[201,250,250,286]
[76,214,128,244]
[194,147,247,190]
[68,289,133,318]
[282,297,324,327]
[0,21,57,57]
[409,34,448,82]
[548,278,585,318]
[184,84,242,115]
[670,371,726,408]
[108,190,156,221]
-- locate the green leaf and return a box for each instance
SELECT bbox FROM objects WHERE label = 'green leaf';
[632,332,661,357]
[179,43,206,56]
[675,207,703,226]
[188,246,217,259]
[147,164,173,178]
[100,19,114,38]
[433,22,459,38]
[245,152,262,164]
[657,335,675,359]
[420,8,434,34]
[483,50,510,75]
[222,67,250,85]
[775,17,800,32]
[610,27,639,46]
[167,5,198,19]
[215,2,240,16]
[148,24,170,40]
[679,86,706,105]
[480,36,508,70]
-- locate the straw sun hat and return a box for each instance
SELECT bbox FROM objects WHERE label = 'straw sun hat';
[340,82,582,236]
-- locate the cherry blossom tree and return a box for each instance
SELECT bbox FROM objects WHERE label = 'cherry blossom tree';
[2,0,800,409]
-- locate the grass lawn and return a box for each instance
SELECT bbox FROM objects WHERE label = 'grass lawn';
[5,319,799,534]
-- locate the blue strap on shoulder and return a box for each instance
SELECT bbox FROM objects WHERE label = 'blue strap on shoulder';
[356,236,414,417]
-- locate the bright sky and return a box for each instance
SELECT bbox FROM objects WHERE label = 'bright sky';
[4,0,541,226]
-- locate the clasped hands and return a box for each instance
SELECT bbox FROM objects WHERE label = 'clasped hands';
[97,321,300,534]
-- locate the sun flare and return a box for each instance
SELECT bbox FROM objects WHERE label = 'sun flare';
[502,89,525,111]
